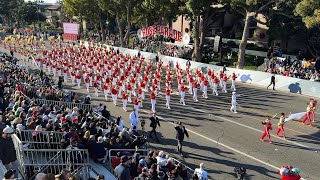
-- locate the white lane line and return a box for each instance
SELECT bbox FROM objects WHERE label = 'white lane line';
[189,107,320,151]
[155,114,280,171]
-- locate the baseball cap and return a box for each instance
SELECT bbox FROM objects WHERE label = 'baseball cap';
[3,126,14,134]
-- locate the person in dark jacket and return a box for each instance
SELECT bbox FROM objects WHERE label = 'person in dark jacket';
[146,151,157,169]
[101,106,110,120]
[0,126,18,178]
[267,74,276,90]
[114,155,131,180]
[149,113,160,141]
[174,122,189,156]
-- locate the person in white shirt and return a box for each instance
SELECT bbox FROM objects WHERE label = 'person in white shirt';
[230,91,240,113]
[194,163,208,180]
[155,151,167,167]
[130,108,139,129]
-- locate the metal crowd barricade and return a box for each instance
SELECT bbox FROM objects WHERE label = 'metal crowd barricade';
[35,99,93,111]
[16,129,65,149]
[171,158,195,178]
[12,134,91,180]
[108,149,149,170]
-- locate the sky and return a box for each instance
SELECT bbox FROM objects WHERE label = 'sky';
[42,0,58,3]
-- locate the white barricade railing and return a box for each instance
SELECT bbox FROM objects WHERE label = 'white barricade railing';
[12,134,91,180]
[35,99,93,111]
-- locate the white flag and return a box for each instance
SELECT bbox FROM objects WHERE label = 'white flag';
[284,112,306,122]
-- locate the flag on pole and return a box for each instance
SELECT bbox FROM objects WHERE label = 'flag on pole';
[284,112,306,122]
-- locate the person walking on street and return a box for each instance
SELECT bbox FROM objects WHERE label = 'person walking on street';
[175,122,189,156]
[149,113,160,141]
[267,74,276,90]
[0,126,19,178]
[260,116,273,143]
[275,113,286,139]
[114,155,131,180]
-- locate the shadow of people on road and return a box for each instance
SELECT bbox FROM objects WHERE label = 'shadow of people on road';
[288,82,302,94]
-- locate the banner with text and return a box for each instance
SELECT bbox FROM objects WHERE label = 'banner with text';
[141,25,182,41]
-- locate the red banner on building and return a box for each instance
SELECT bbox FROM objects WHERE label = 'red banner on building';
[62,34,78,41]
[141,25,182,41]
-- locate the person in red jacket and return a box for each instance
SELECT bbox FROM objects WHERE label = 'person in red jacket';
[202,78,209,99]
[192,81,198,102]
[76,73,81,89]
[180,82,186,105]
[310,99,317,122]
[111,86,118,106]
[127,83,133,102]
[103,82,109,100]
[70,71,76,85]
[231,72,237,91]
[150,90,156,113]
[260,116,273,143]
[85,76,90,92]
[222,74,228,93]
[121,91,128,111]
[93,80,99,96]
[133,96,140,112]
[213,76,219,96]
[165,85,171,109]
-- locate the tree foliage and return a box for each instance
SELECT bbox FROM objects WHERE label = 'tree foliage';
[294,0,320,29]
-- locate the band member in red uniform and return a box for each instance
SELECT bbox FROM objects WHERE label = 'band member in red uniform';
[70,71,76,85]
[275,113,286,139]
[93,80,99,96]
[85,76,90,92]
[213,76,219,96]
[121,91,128,111]
[180,82,186,105]
[165,85,171,109]
[150,90,156,113]
[202,78,209,99]
[302,102,313,126]
[76,73,81,89]
[310,99,317,122]
[111,86,118,106]
[133,96,140,112]
[222,74,228,93]
[88,71,93,86]
[219,71,224,88]
[192,81,198,102]
[127,83,133,102]
[231,72,237,91]
[103,82,109,100]
[260,116,273,143]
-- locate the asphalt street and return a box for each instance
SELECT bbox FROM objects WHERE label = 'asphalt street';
[1,44,319,180]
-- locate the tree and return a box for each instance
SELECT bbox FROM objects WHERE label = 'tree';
[0,0,22,27]
[12,1,46,27]
[99,0,143,47]
[295,0,320,29]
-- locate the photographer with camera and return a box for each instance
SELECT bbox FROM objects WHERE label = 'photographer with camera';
[149,113,160,142]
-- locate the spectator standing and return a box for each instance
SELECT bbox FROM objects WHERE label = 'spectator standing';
[146,151,157,169]
[0,126,18,178]
[194,163,208,180]
[114,155,131,180]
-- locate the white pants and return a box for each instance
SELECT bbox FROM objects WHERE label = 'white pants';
[223,81,227,92]
[127,91,132,102]
[188,82,193,94]
[166,95,170,109]
[122,99,127,110]
[193,88,198,101]
[64,73,67,82]
[43,64,46,72]
[231,80,236,91]
[77,79,81,89]
[47,66,51,74]
[95,87,99,96]
[230,100,237,112]
[134,105,139,112]
[203,86,208,98]
[151,99,156,112]
[89,77,93,86]
[104,89,109,100]
[53,68,56,76]
[112,94,117,105]
[71,76,75,85]
[220,79,223,88]
[86,83,90,92]
[213,83,218,96]
[58,70,61,77]
[180,92,185,105]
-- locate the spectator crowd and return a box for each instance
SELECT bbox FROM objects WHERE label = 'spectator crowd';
[0,50,208,180]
